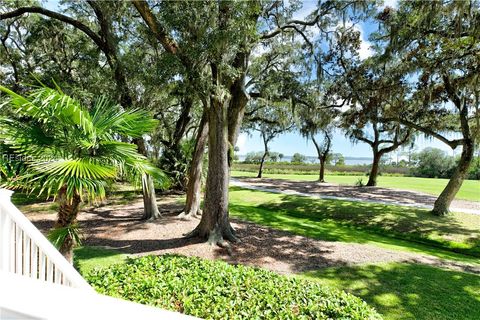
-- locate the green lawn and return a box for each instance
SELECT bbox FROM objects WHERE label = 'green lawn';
[231,171,480,201]
[229,187,480,261]
[74,246,128,274]
[302,263,480,320]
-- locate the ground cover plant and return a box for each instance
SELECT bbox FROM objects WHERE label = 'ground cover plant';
[85,254,382,320]
[228,187,480,259]
[231,171,480,201]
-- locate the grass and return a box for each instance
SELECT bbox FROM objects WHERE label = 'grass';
[302,263,480,320]
[228,187,480,261]
[231,170,480,201]
[74,246,128,275]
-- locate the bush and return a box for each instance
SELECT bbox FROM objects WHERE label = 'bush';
[291,152,307,164]
[355,178,365,187]
[410,147,455,178]
[86,255,381,320]
[468,157,480,180]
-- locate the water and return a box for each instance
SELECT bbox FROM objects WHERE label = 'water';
[237,155,372,165]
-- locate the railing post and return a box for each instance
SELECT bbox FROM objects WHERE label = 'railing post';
[0,188,14,272]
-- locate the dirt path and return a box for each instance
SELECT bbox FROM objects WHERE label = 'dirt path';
[231,178,480,215]
[25,196,480,275]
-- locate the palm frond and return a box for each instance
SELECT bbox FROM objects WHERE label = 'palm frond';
[29,158,117,180]
[91,97,158,138]
[48,223,82,249]
[0,85,93,135]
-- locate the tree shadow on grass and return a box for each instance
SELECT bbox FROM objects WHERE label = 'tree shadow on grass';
[304,263,480,320]
[229,186,480,257]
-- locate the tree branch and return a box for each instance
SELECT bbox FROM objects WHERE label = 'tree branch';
[131,0,179,55]
[383,117,464,149]
[0,6,105,50]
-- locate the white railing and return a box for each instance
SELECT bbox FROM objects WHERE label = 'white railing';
[0,188,91,290]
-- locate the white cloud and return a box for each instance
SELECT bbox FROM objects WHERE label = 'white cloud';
[251,43,269,58]
[292,1,317,20]
[337,21,374,60]
[382,0,399,9]
[352,23,374,60]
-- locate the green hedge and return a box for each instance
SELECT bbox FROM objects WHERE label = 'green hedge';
[86,255,381,320]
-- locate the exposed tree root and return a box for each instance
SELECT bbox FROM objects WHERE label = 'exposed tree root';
[431,208,451,216]
[184,221,239,250]
[176,209,202,221]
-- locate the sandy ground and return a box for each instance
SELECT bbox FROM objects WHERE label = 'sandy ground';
[25,195,480,275]
[231,177,480,214]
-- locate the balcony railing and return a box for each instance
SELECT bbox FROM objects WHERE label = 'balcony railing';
[0,188,91,289]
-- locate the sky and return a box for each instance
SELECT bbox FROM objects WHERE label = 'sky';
[237,0,457,159]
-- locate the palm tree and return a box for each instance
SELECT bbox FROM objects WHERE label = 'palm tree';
[0,85,165,263]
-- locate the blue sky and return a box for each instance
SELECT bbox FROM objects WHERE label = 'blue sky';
[237,0,456,159]
[235,130,456,159]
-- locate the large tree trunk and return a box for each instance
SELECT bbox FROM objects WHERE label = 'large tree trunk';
[319,158,326,183]
[187,96,237,245]
[179,111,209,219]
[257,132,268,179]
[133,138,161,220]
[257,153,267,178]
[54,186,81,264]
[311,135,327,183]
[432,141,475,216]
[367,149,381,186]
[158,95,193,190]
[227,53,249,149]
[141,173,161,220]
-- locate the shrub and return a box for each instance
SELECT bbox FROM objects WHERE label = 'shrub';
[291,152,307,164]
[410,148,455,178]
[86,255,381,320]
[355,178,365,187]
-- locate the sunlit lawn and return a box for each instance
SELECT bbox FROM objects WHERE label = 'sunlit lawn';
[302,263,480,320]
[74,246,128,275]
[231,170,480,201]
[229,187,480,261]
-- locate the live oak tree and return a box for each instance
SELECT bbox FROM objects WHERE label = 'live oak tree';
[377,1,480,214]
[297,99,336,183]
[244,100,293,178]
[332,26,412,186]
[117,0,375,245]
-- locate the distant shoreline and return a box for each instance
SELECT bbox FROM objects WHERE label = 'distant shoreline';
[237,155,373,165]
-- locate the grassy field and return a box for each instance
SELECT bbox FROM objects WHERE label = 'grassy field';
[303,263,480,320]
[228,187,480,261]
[231,170,480,201]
